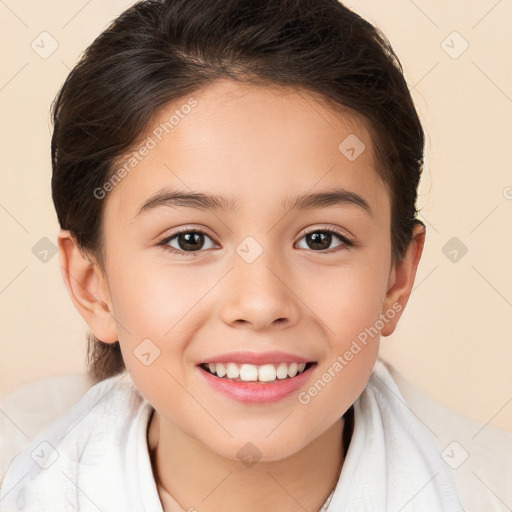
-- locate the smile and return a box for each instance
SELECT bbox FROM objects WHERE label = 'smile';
[197,358,318,403]
[200,361,313,382]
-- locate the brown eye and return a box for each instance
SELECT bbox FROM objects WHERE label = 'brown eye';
[160,229,217,255]
[174,232,205,251]
[296,229,354,252]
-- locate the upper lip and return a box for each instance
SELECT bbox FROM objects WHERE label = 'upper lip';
[197,351,315,366]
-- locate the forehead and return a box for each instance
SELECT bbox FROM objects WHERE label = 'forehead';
[105,78,389,222]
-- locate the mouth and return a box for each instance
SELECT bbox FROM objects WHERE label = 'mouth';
[196,350,318,403]
[198,361,316,383]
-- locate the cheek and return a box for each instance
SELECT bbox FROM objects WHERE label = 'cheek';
[106,259,216,387]
[106,263,199,410]
[311,256,390,343]
[297,264,386,422]
[108,259,201,338]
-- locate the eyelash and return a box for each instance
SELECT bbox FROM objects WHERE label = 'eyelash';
[157,226,355,257]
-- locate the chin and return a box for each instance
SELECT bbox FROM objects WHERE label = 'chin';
[205,431,311,465]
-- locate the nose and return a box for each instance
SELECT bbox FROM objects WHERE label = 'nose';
[219,247,300,331]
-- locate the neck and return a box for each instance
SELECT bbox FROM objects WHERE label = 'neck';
[148,412,347,512]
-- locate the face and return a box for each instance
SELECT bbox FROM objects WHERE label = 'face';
[97,78,397,461]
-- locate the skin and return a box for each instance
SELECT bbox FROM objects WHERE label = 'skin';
[58,78,425,512]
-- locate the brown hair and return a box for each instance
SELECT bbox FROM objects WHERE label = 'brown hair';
[51,0,426,384]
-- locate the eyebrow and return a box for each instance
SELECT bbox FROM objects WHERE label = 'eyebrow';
[134,187,373,219]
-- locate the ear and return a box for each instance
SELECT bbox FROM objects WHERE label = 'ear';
[57,229,118,343]
[380,221,426,336]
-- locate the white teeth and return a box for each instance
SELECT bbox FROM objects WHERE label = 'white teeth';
[216,363,227,378]
[239,364,258,381]
[203,361,311,382]
[276,363,289,379]
[287,362,298,378]
[226,362,239,379]
[258,364,277,382]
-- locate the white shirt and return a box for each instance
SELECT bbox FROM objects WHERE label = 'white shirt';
[0,358,510,511]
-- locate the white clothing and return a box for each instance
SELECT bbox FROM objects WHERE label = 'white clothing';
[0,358,509,511]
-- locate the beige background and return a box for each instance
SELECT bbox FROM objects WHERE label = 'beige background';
[0,0,511,434]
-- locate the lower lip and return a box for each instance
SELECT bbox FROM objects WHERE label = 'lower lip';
[196,364,316,404]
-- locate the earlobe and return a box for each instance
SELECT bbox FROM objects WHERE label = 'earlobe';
[57,229,119,343]
[380,221,426,337]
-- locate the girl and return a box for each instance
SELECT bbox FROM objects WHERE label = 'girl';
[2,0,503,510]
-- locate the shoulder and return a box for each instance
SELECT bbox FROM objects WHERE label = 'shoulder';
[381,358,512,512]
[0,373,93,479]
[0,372,149,511]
